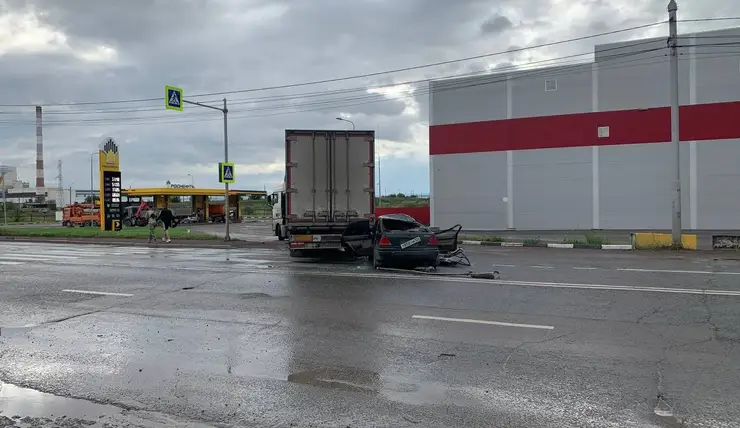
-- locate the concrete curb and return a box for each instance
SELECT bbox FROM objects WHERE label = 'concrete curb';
[460,240,633,250]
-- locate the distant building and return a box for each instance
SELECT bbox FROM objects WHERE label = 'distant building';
[0,165,17,188]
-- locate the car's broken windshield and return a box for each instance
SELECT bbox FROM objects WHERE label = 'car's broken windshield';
[381,218,426,232]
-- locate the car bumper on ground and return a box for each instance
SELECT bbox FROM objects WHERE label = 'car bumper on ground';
[376,247,439,266]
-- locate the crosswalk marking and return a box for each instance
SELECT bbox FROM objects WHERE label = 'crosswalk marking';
[0,243,292,268]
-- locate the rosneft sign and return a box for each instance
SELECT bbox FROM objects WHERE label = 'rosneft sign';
[98,137,123,231]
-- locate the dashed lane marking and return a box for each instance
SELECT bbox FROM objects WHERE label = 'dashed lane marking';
[62,289,134,297]
[412,315,555,330]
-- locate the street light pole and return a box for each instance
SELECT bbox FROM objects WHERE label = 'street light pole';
[668,0,682,246]
[182,97,230,241]
[187,174,194,187]
[335,117,355,130]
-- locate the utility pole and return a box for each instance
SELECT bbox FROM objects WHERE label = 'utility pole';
[668,0,682,246]
[179,97,230,241]
[223,98,230,241]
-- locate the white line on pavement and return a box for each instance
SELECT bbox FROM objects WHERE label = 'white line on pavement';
[572,267,599,270]
[412,314,555,330]
[530,265,554,269]
[0,254,80,260]
[618,268,740,276]
[62,289,134,297]
[0,260,24,265]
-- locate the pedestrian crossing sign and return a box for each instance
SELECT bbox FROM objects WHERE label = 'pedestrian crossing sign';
[219,162,235,184]
[165,85,183,111]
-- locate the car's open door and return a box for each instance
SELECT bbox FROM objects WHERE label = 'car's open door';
[433,224,462,254]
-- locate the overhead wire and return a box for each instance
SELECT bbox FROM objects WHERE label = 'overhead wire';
[0,39,662,118]
[0,20,667,108]
[0,46,664,126]
[3,44,736,129]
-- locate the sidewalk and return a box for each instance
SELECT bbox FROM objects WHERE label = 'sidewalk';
[460,229,740,250]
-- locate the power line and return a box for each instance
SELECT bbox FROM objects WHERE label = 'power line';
[2,45,733,129]
[0,21,666,108]
[0,39,659,118]
[0,45,662,124]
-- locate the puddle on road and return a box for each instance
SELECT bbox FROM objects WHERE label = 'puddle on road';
[0,382,122,421]
[286,366,451,406]
[288,366,381,395]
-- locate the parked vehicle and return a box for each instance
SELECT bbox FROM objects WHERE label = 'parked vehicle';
[62,203,99,227]
[278,129,376,257]
[268,185,287,240]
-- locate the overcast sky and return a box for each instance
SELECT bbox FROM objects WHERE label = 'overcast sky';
[0,0,735,195]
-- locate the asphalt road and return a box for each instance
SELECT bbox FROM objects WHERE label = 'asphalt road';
[1,242,739,427]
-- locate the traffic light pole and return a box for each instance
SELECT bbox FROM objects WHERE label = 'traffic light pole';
[182,98,230,241]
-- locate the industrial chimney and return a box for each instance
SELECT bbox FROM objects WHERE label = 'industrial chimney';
[35,105,44,188]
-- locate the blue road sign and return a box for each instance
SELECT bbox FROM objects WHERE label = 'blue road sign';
[165,85,183,111]
[219,162,235,184]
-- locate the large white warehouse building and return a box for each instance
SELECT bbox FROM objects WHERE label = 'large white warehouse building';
[429,27,740,231]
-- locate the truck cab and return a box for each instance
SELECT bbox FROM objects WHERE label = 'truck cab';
[267,185,287,241]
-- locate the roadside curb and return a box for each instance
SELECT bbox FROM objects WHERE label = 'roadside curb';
[0,236,281,249]
[460,240,633,250]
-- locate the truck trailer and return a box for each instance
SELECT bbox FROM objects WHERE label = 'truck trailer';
[281,129,375,257]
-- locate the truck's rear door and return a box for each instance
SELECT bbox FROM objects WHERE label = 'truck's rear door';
[285,130,375,225]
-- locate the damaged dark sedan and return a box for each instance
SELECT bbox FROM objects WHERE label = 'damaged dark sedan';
[343,213,463,269]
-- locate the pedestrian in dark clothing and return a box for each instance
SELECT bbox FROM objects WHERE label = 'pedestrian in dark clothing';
[158,205,174,243]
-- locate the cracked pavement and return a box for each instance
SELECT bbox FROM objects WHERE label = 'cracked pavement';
[1,242,739,427]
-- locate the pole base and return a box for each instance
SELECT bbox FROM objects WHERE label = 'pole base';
[223,235,231,242]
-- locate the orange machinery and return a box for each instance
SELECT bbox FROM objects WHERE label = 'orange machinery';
[62,203,100,227]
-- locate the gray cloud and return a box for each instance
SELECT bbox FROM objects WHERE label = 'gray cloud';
[481,14,514,35]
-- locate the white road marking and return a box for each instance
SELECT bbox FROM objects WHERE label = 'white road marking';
[572,267,599,270]
[618,268,740,276]
[412,315,554,330]
[491,264,516,268]
[0,254,80,260]
[0,260,24,265]
[530,265,554,269]
[62,289,134,297]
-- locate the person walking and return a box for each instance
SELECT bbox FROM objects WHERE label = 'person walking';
[147,212,158,244]
[158,204,174,243]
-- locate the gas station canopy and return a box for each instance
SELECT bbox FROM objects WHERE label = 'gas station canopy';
[123,188,266,197]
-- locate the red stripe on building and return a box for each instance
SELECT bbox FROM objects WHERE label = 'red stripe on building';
[429,101,740,155]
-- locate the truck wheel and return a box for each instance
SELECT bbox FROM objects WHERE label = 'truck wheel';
[276,225,286,241]
[289,249,304,258]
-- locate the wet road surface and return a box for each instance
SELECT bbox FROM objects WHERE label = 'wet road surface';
[1,242,739,427]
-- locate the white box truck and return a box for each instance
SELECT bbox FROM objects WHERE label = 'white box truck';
[279,129,375,257]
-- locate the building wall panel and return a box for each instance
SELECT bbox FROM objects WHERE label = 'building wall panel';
[431,152,507,230]
[696,139,740,229]
[429,77,507,126]
[599,143,691,229]
[510,66,592,118]
[512,147,592,229]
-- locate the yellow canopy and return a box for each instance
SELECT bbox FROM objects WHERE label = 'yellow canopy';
[123,187,266,197]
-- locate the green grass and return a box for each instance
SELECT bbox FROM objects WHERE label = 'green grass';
[460,235,504,242]
[562,232,611,246]
[523,238,543,245]
[0,226,218,240]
